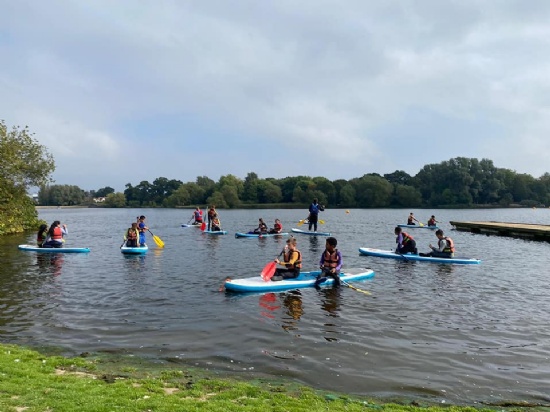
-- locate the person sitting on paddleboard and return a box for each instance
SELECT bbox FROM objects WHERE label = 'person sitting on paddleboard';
[269,219,283,234]
[42,221,68,248]
[427,215,439,227]
[395,227,417,254]
[207,205,217,230]
[253,218,268,234]
[308,198,325,232]
[211,215,222,231]
[407,212,420,225]
[315,237,342,287]
[420,229,455,258]
[192,207,203,225]
[37,224,48,248]
[137,215,148,247]
[124,222,140,248]
[271,237,302,281]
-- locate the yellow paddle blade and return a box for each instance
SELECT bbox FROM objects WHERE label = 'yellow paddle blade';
[297,220,305,226]
[419,222,424,227]
[319,219,325,224]
[153,235,164,248]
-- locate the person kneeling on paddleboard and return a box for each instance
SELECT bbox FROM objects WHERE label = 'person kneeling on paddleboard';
[315,237,342,287]
[42,221,68,248]
[271,237,302,281]
[253,218,268,234]
[395,227,417,254]
[420,229,455,258]
[124,222,140,247]
[269,219,283,234]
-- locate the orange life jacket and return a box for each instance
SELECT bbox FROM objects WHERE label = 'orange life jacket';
[401,232,414,244]
[322,249,340,269]
[126,229,138,240]
[428,218,436,226]
[51,227,63,240]
[443,237,455,253]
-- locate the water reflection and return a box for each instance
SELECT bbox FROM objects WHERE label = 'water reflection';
[307,236,320,254]
[36,254,64,276]
[258,293,280,319]
[318,286,342,342]
[281,290,303,333]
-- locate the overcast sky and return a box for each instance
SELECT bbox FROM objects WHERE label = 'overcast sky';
[2,0,549,192]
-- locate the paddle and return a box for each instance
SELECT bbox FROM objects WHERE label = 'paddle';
[341,280,371,295]
[260,248,286,281]
[120,239,126,249]
[319,219,325,224]
[297,217,309,227]
[148,230,165,248]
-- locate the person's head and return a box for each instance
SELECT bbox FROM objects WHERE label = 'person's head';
[131,222,138,229]
[394,226,402,235]
[286,237,297,249]
[435,229,444,238]
[431,215,435,218]
[410,212,414,216]
[139,215,146,221]
[313,198,318,204]
[326,237,337,250]
[275,218,280,223]
[38,224,48,233]
[48,221,61,235]
[259,218,264,223]
[195,207,200,211]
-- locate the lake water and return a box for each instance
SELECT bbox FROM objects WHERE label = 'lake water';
[1,207,550,405]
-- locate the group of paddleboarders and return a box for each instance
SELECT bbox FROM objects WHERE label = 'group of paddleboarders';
[407,212,440,227]
[271,236,343,287]
[187,206,222,231]
[123,216,148,248]
[395,226,455,258]
[253,218,283,234]
[36,221,68,248]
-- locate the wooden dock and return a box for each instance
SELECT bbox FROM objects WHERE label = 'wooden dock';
[449,221,550,242]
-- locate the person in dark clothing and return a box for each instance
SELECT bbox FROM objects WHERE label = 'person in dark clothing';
[394,226,417,254]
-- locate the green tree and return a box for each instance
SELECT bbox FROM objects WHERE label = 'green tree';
[0,121,55,234]
[94,186,115,197]
[39,185,85,206]
[206,191,228,208]
[164,186,191,207]
[105,192,127,207]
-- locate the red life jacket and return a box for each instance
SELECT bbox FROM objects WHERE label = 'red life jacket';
[443,237,455,253]
[322,249,340,269]
[428,218,436,226]
[194,210,203,220]
[51,227,63,240]
[274,222,282,231]
[283,250,302,269]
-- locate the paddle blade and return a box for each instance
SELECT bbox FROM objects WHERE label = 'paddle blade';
[419,222,424,227]
[297,220,305,226]
[200,221,206,231]
[260,261,277,281]
[319,219,325,224]
[152,235,165,248]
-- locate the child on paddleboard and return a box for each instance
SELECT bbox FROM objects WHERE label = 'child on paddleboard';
[315,237,342,287]
[271,237,302,281]
[124,222,139,247]
[137,216,148,246]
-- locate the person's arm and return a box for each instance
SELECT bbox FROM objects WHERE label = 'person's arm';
[319,251,326,268]
[61,225,68,236]
[335,251,343,272]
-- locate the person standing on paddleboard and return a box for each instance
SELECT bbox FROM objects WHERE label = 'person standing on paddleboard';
[137,215,148,247]
[271,237,302,281]
[207,205,217,231]
[308,198,325,232]
[315,237,342,287]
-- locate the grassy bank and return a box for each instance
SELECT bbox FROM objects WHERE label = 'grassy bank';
[1,343,539,412]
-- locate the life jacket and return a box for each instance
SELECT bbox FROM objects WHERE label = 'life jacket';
[51,227,63,240]
[322,249,340,269]
[37,231,47,243]
[274,222,282,231]
[208,209,216,218]
[283,250,302,269]
[310,203,320,214]
[126,229,138,240]
[443,237,455,253]
[194,210,202,220]
[428,218,436,226]
[400,232,414,244]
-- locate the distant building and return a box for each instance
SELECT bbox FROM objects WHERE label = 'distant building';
[93,197,106,203]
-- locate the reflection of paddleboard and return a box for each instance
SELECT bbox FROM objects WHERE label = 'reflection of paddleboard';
[235,232,289,238]
[18,244,90,253]
[358,247,480,264]
[121,245,148,254]
[291,228,331,236]
[225,269,374,292]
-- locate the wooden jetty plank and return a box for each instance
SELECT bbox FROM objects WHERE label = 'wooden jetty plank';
[449,221,550,242]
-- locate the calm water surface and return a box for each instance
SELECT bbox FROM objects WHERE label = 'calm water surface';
[1,208,550,405]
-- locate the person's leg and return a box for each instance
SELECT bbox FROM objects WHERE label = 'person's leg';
[281,269,299,280]
[272,268,290,281]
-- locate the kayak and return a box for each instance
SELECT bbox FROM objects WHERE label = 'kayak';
[202,230,228,235]
[225,268,375,293]
[18,244,90,253]
[291,228,331,236]
[397,224,439,230]
[181,223,201,228]
[235,232,289,238]
[358,247,481,264]
[121,245,149,254]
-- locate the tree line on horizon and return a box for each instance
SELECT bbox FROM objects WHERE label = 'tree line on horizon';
[37,157,550,209]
